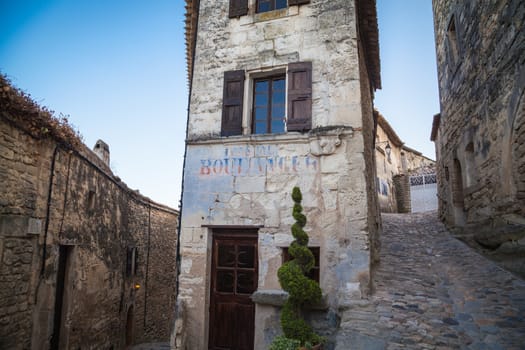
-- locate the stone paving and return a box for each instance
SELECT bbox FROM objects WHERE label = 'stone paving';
[336,212,525,350]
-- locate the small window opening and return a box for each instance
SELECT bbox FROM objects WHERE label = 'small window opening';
[257,0,287,13]
[87,190,96,212]
[447,15,460,65]
[282,247,320,282]
[126,247,138,277]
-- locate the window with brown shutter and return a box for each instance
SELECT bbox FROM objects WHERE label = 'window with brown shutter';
[229,0,249,18]
[287,61,312,132]
[222,70,245,136]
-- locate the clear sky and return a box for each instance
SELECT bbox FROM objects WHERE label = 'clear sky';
[0,0,439,209]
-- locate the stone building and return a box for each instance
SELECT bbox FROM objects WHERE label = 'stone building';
[375,111,435,213]
[0,76,179,349]
[178,0,381,349]
[431,1,524,239]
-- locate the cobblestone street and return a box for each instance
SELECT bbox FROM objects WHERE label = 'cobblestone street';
[336,212,525,350]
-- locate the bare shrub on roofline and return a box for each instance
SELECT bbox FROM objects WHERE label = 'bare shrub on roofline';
[0,73,83,149]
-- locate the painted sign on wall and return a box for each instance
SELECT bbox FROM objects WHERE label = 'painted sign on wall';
[198,145,318,177]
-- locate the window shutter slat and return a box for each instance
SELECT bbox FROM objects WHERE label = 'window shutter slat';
[288,0,310,5]
[287,62,312,132]
[222,70,245,136]
[229,0,248,18]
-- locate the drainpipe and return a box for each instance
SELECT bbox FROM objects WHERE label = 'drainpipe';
[144,204,152,328]
[41,145,59,276]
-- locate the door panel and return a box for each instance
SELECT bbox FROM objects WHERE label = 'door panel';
[209,230,258,350]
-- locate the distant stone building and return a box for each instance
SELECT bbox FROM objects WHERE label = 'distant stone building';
[375,111,435,213]
[177,0,381,349]
[431,1,524,239]
[0,76,179,349]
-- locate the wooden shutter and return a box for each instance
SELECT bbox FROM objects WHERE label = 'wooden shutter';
[287,62,312,132]
[222,70,245,136]
[288,0,310,5]
[229,0,248,18]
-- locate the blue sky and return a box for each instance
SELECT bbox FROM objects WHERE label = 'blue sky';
[0,0,439,208]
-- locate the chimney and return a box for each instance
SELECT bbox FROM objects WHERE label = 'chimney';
[93,139,110,166]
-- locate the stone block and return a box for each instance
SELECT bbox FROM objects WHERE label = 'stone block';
[0,215,41,237]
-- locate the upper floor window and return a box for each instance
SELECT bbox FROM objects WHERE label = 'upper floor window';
[257,0,287,13]
[221,62,312,137]
[229,0,310,18]
[253,76,286,133]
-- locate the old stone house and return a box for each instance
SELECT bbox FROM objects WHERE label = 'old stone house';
[0,76,179,349]
[177,0,381,349]
[375,111,435,213]
[431,0,524,245]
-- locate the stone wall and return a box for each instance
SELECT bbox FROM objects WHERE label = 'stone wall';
[0,83,179,349]
[393,175,411,214]
[179,1,381,349]
[432,0,525,230]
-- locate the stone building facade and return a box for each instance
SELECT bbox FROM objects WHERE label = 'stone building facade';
[375,112,435,213]
[431,1,524,234]
[177,1,381,349]
[0,76,179,349]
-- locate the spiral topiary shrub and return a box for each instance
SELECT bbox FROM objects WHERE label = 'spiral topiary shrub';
[275,187,323,347]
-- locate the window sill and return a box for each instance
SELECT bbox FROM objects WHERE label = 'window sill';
[187,132,312,145]
[187,127,354,146]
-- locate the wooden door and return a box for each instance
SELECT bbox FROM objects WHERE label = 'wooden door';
[209,229,258,350]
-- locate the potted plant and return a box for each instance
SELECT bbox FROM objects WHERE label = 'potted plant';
[270,187,324,350]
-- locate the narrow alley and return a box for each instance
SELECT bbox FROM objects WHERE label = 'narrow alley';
[336,212,525,349]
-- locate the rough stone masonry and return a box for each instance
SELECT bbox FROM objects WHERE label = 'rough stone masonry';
[431,0,525,276]
[0,76,179,349]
